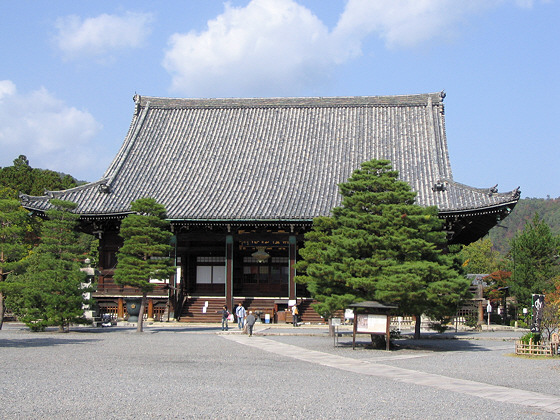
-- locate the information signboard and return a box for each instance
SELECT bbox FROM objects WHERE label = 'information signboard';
[356,314,387,334]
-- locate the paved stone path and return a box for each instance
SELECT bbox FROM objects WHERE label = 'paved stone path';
[224,335,560,416]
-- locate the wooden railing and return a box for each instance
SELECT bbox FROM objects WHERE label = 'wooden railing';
[515,339,558,356]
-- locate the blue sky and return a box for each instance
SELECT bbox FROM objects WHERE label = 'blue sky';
[1,0,558,198]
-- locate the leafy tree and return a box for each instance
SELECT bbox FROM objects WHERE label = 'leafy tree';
[0,198,33,329]
[460,238,504,274]
[540,299,560,341]
[0,186,19,200]
[0,155,34,195]
[5,199,90,332]
[509,214,560,307]
[0,155,78,196]
[113,198,174,333]
[296,159,470,339]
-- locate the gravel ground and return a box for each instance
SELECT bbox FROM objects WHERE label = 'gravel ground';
[267,333,560,394]
[0,323,558,419]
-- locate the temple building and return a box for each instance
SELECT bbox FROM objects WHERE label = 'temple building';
[20,92,520,323]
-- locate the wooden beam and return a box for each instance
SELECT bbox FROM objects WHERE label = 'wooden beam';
[225,235,234,310]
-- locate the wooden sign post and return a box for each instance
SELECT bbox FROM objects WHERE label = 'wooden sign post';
[349,301,397,351]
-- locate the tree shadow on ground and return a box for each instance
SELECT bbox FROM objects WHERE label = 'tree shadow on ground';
[70,325,226,334]
[0,337,100,348]
[335,334,499,352]
[147,326,228,333]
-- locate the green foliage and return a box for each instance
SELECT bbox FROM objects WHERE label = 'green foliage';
[459,238,505,274]
[509,214,560,307]
[0,199,31,278]
[429,321,449,334]
[5,199,91,332]
[515,319,528,328]
[520,331,541,344]
[0,155,78,196]
[114,198,174,293]
[113,198,174,332]
[0,198,36,328]
[296,159,470,337]
[464,311,479,329]
[0,187,19,200]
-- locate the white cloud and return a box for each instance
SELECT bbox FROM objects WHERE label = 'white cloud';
[0,81,102,178]
[0,80,16,100]
[163,0,331,97]
[162,0,543,97]
[54,11,153,60]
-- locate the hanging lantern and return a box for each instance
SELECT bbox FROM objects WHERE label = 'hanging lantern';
[252,246,270,263]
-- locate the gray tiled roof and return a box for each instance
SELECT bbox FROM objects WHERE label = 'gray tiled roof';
[21,92,520,221]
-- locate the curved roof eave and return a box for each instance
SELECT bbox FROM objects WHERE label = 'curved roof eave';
[18,92,520,227]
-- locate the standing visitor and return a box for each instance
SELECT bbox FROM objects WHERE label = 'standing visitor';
[216,305,229,331]
[246,311,256,336]
[291,304,299,327]
[235,302,246,330]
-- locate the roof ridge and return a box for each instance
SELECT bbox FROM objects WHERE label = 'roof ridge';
[104,100,151,185]
[444,179,521,198]
[20,178,111,202]
[136,92,446,110]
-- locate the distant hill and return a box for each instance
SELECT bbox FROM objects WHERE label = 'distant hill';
[489,197,560,254]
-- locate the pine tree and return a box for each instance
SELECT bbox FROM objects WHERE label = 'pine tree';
[0,198,33,329]
[5,199,90,332]
[296,159,470,339]
[113,198,174,332]
[509,214,560,307]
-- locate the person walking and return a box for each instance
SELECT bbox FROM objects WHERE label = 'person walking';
[246,311,256,336]
[216,305,229,331]
[291,304,299,327]
[235,302,246,330]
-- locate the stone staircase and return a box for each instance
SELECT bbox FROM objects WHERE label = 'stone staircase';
[178,297,327,324]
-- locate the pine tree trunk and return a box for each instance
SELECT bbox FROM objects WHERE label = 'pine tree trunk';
[0,291,5,330]
[0,265,5,330]
[137,293,147,333]
[414,314,422,339]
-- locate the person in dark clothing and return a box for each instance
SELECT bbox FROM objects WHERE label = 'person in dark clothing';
[216,305,229,331]
[246,311,256,336]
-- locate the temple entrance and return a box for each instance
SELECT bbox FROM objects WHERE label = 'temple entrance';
[177,231,294,298]
[239,255,289,297]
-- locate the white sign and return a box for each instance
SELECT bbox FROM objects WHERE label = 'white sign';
[356,314,387,334]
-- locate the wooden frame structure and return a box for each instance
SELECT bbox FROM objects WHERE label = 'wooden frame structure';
[349,301,398,351]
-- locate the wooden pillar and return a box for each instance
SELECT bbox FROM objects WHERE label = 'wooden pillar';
[147,298,154,321]
[289,235,297,300]
[352,308,357,350]
[225,235,234,310]
[385,314,391,351]
[117,297,124,320]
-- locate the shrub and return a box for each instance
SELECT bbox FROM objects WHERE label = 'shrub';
[429,322,449,334]
[511,319,528,328]
[464,312,479,328]
[520,332,541,344]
